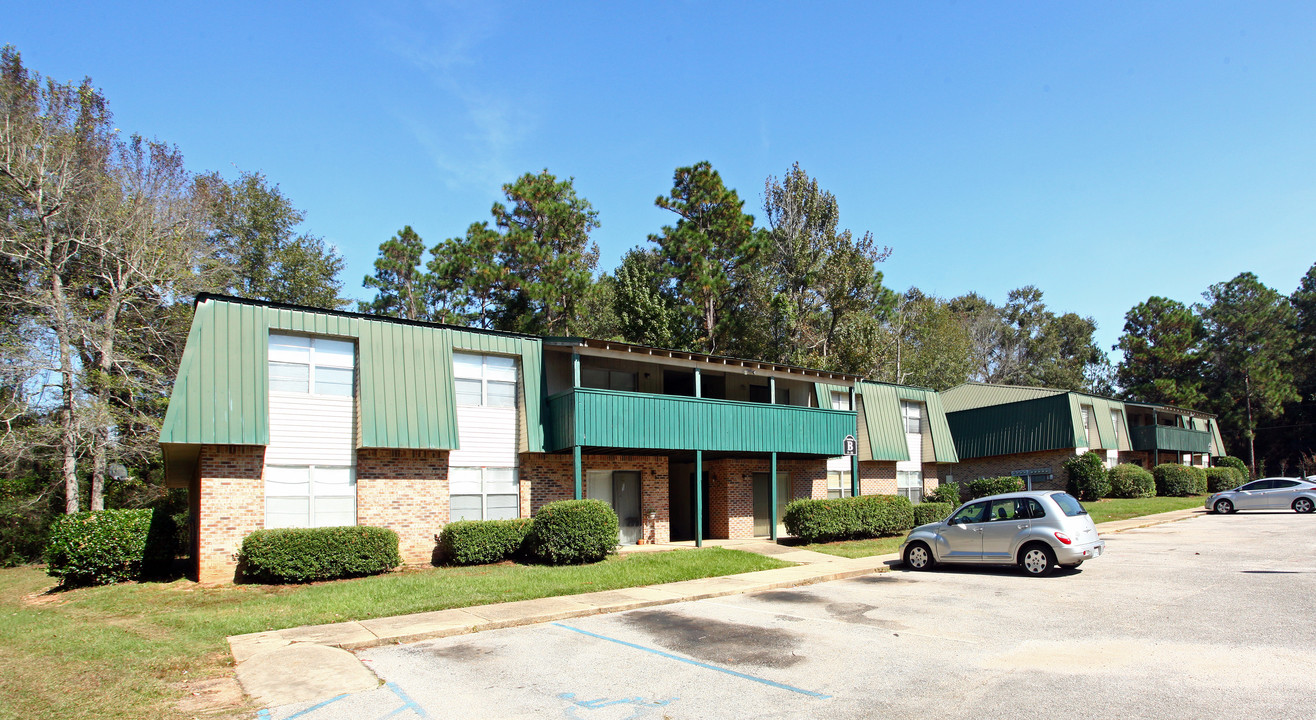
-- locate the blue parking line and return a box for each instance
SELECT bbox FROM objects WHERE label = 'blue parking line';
[552,623,831,699]
[380,681,429,719]
[269,693,350,720]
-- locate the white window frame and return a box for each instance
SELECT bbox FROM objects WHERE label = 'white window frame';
[827,470,852,499]
[831,391,852,411]
[269,334,355,398]
[450,466,521,522]
[901,401,922,434]
[897,470,923,503]
[264,464,357,528]
[453,352,518,408]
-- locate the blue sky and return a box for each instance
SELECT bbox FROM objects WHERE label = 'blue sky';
[8,2,1315,357]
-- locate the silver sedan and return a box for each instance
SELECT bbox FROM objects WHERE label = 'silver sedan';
[899,491,1105,577]
[1206,477,1316,514]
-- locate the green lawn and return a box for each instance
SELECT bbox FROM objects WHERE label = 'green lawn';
[803,495,1205,559]
[0,547,786,720]
[1081,495,1205,523]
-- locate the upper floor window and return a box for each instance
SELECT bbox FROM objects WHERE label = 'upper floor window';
[454,352,517,407]
[901,401,922,434]
[831,391,852,411]
[1081,405,1093,445]
[269,334,354,397]
[582,367,637,392]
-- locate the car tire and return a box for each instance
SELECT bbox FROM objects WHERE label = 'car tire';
[1214,499,1234,514]
[1294,497,1314,514]
[904,542,934,571]
[1019,543,1056,577]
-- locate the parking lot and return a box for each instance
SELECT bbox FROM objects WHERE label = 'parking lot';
[266,512,1316,720]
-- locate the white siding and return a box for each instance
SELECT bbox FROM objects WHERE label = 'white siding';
[450,406,519,467]
[267,391,355,465]
[826,457,851,472]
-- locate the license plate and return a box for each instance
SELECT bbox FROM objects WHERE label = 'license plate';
[1092,547,1101,558]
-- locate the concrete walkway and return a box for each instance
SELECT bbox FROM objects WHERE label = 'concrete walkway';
[229,506,1205,708]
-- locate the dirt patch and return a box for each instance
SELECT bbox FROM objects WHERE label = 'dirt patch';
[825,602,909,630]
[174,675,249,716]
[623,610,804,668]
[751,590,822,604]
[423,642,498,661]
[851,574,912,584]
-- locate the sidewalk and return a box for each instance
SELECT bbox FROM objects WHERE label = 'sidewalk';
[230,506,1205,707]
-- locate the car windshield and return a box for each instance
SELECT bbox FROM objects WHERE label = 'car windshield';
[1051,493,1087,517]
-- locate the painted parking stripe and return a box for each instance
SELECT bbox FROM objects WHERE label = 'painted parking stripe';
[552,622,831,699]
[258,693,348,720]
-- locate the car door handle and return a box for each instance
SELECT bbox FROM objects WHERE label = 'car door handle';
[974,528,984,533]
[1017,524,1029,529]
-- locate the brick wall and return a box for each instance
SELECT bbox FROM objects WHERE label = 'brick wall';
[518,453,671,543]
[859,461,896,495]
[197,445,265,584]
[706,458,768,539]
[356,449,450,567]
[951,449,1080,491]
[783,458,828,501]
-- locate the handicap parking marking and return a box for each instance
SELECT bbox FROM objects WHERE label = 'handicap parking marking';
[261,681,429,720]
[551,622,831,699]
[557,692,676,719]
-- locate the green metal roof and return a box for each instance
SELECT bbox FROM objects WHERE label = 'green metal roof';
[160,296,546,453]
[855,382,958,463]
[945,383,1139,459]
[941,382,1063,413]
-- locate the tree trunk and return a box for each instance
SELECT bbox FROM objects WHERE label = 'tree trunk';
[52,272,80,514]
[1245,374,1256,474]
[89,300,120,511]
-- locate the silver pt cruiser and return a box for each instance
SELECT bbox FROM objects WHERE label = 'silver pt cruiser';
[899,491,1105,577]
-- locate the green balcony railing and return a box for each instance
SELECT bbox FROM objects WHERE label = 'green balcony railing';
[1129,425,1212,454]
[546,388,857,455]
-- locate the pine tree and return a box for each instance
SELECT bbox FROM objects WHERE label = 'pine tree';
[361,226,429,320]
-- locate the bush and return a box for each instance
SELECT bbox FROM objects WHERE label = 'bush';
[239,526,401,583]
[1153,464,1201,497]
[1064,452,1111,501]
[438,518,533,565]
[1205,467,1243,493]
[527,499,618,565]
[783,495,914,543]
[914,502,953,526]
[928,482,961,507]
[963,476,1025,501]
[1107,464,1156,498]
[1216,456,1250,481]
[44,508,177,586]
[1186,466,1208,495]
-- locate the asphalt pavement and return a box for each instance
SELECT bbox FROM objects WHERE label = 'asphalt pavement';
[261,511,1316,720]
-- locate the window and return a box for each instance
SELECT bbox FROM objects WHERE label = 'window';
[1026,498,1047,519]
[988,498,1025,521]
[1110,410,1124,444]
[1272,480,1300,489]
[453,353,518,407]
[776,387,791,405]
[951,502,988,524]
[1051,493,1088,517]
[1081,405,1093,445]
[265,465,356,528]
[827,470,852,499]
[582,367,637,392]
[901,401,922,434]
[1011,469,1053,491]
[897,470,923,503]
[831,391,852,411]
[450,467,519,521]
[269,334,355,397]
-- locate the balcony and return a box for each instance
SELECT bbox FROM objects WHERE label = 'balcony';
[546,388,857,456]
[1129,425,1212,454]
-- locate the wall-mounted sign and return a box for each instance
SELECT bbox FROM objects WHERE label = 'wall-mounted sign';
[843,435,857,456]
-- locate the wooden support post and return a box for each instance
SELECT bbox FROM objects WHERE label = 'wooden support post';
[572,351,581,389]
[769,377,776,404]
[694,367,701,398]
[695,449,703,548]
[770,452,779,541]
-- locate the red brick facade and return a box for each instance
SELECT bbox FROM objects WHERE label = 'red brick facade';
[950,449,1080,491]
[518,453,672,544]
[356,449,450,567]
[196,445,265,583]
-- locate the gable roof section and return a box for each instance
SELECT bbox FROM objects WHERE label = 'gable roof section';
[947,393,1080,459]
[940,382,1064,413]
[160,296,546,453]
[856,382,958,463]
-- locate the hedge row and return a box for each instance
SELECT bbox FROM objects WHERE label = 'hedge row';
[1215,456,1250,481]
[913,502,954,526]
[928,482,962,507]
[438,518,534,565]
[1107,464,1155,498]
[783,495,914,543]
[239,526,402,583]
[1064,452,1111,501]
[963,476,1025,501]
[44,508,178,586]
[1206,466,1245,493]
[1154,463,1207,497]
[524,499,618,565]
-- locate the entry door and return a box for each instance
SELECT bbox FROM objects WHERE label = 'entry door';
[587,470,642,545]
[752,471,794,537]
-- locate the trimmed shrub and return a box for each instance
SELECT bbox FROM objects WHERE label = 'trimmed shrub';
[783,495,915,543]
[438,518,533,565]
[1064,451,1111,501]
[1205,467,1243,493]
[963,476,1025,501]
[1186,466,1208,495]
[1216,456,1250,481]
[527,499,618,565]
[1153,464,1200,497]
[914,502,953,526]
[928,482,961,507]
[1107,464,1156,498]
[239,526,401,583]
[44,508,177,586]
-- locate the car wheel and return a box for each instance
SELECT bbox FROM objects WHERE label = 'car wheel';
[904,542,933,571]
[1214,499,1234,514]
[1019,543,1056,577]
[1294,497,1314,514]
